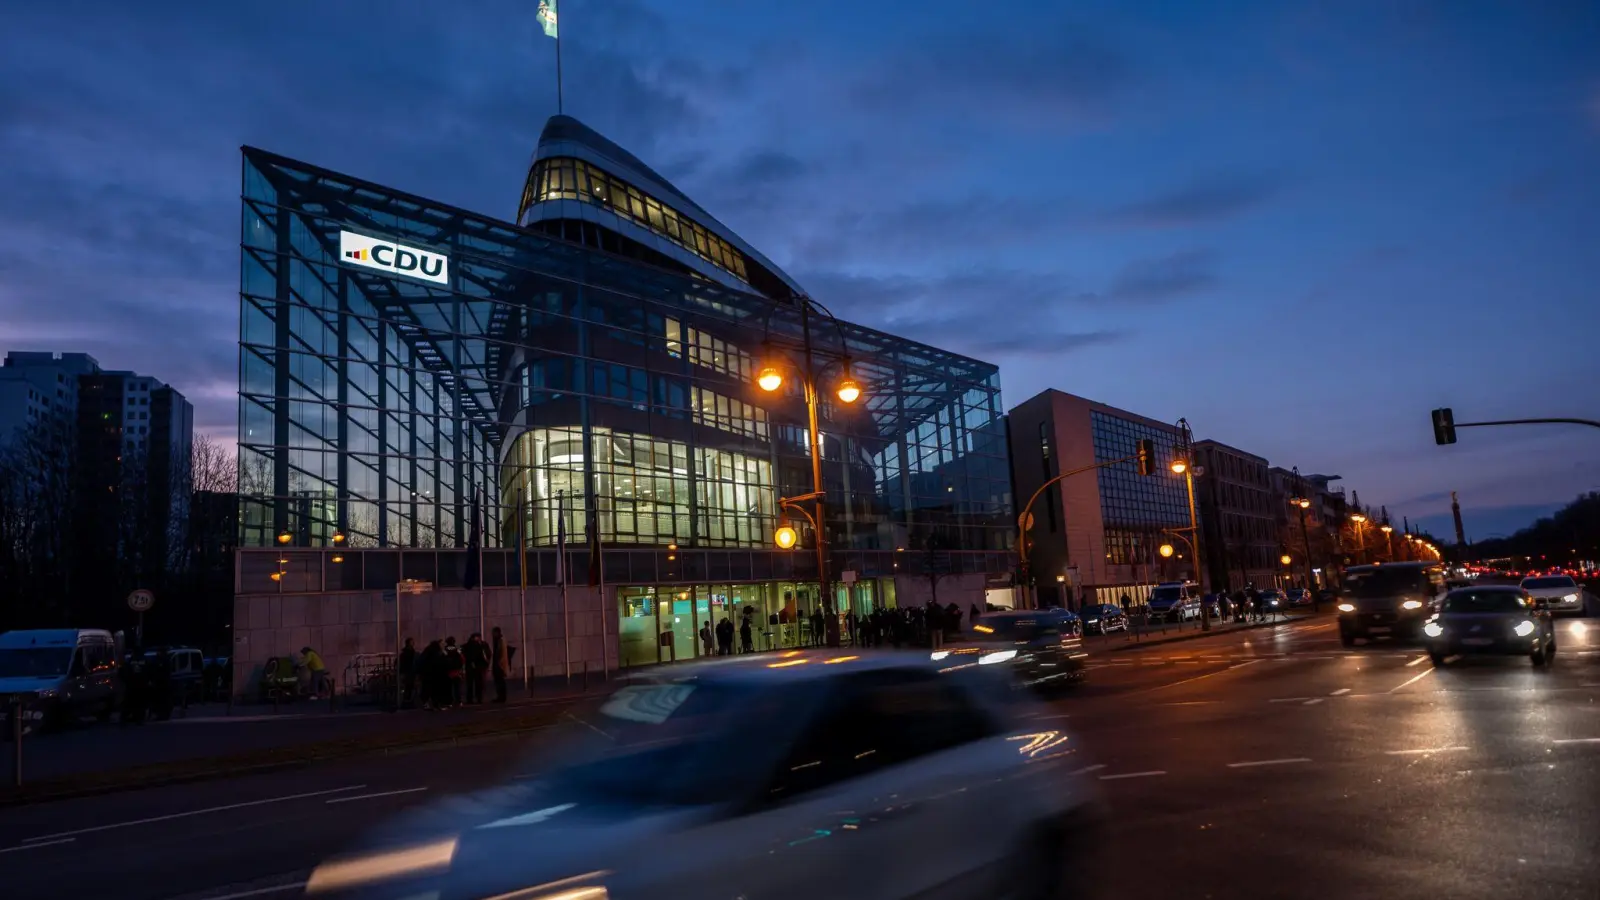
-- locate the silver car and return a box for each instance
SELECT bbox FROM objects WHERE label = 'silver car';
[306,652,1102,900]
[1519,574,1586,615]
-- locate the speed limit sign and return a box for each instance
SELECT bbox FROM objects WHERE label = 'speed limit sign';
[127,589,155,613]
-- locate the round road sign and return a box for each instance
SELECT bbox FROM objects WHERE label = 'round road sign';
[127,589,155,613]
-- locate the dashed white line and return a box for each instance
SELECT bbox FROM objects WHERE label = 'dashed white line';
[1099,770,1167,781]
[1071,764,1107,775]
[1163,700,1220,706]
[1386,746,1469,755]
[1330,688,1351,696]
[1389,668,1435,693]
[22,785,368,842]
[1227,757,1312,769]
[0,838,74,854]
[325,787,429,805]
[1302,698,1325,706]
[1406,655,1430,667]
[1269,697,1312,703]
[1552,738,1600,745]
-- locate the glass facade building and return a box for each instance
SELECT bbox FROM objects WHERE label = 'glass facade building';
[1091,410,1192,566]
[236,117,1013,665]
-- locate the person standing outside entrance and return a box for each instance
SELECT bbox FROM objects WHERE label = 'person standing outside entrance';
[463,633,489,705]
[302,646,328,700]
[490,627,510,703]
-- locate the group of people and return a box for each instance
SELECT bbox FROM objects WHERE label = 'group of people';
[396,627,514,710]
[700,613,755,656]
[693,600,982,655]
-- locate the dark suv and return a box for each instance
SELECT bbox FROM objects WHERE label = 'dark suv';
[1337,562,1445,645]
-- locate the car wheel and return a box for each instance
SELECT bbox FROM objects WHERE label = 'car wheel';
[1007,819,1096,900]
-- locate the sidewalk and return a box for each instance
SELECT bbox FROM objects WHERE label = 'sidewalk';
[1084,608,1328,652]
[1,677,605,804]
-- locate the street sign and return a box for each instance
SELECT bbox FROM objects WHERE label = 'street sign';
[397,581,433,594]
[127,589,155,613]
[840,570,858,584]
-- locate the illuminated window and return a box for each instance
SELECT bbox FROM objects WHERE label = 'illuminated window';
[690,386,768,440]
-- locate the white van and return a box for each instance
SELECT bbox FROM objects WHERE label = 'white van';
[0,629,121,734]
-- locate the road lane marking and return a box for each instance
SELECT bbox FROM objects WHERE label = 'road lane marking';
[1386,746,1469,755]
[1163,700,1220,706]
[1330,688,1351,696]
[22,785,369,842]
[1227,758,1311,769]
[325,787,429,804]
[1388,668,1435,693]
[1302,698,1325,706]
[1071,764,1106,775]
[1552,738,1600,745]
[1139,658,1263,694]
[1033,713,1072,720]
[1406,655,1430,667]
[1269,697,1311,703]
[0,838,74,854]
[1099,770,1166,780]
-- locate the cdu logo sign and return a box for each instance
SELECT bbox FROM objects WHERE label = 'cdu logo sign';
[339,231,449,285]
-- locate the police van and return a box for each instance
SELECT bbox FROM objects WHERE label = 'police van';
[0,629,121,735]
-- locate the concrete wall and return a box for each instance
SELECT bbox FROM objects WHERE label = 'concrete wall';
[232,585,616,702]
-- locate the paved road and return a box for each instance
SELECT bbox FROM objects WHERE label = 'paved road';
[0,615,1595,899]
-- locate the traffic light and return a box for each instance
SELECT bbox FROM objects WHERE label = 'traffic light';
[1136,438,1155,476]
[1431,408,1457,446]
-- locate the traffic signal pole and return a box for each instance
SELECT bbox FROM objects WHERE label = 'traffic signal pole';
[1016,444,1153,609]
[1432,408,1600,445]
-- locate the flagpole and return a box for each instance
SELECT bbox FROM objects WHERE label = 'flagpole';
[518,476,529,696]
[559,490,571,681]
[556,17,564,116]
[477,490,486,637]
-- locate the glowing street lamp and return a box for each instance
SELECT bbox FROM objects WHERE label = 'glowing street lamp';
[1170,458,1188,475]
[774,523,798,550]
[836,374,862,404]
[276,531,293,545]
[1160,544,1176,558]
[757,365,784,393]
[1281,554,1292,566]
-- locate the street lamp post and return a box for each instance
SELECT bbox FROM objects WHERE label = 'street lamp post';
[1014,442,1155,609]
[1288,467,1318,610]
[759,295,862,647]
[1169,418,1209,630]
[1380,522,1394,561]
[1350,513,1367,566]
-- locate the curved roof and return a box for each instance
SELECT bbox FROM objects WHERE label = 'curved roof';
[526,115,804,297]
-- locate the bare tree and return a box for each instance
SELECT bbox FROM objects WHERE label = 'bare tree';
[191,433,238,494]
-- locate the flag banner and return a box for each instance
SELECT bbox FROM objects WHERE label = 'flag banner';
[555,493,567,585]
[463,490,483,590]
[587,502,603,586]
[537,0,558,38]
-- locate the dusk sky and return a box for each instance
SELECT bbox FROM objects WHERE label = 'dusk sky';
[2,1,1597,539]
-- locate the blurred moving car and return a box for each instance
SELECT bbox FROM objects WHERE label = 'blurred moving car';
[1147,583,1200,622]
[1254,590,1285,616]
[305,652,1102,900]
[1080,603,1128,634]
[1423,586,1556,667]
[1284,588,1313,608]
[1337,562,1447,646]
[1518,574,1585,616]
[943,610,1089,691]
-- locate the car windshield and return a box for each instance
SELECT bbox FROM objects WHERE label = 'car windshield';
[548,680,803,808]
[1345,568,1428,598]
[0,647,73,679]
[1442,591,1528,614]
[1150,587,1182,603]
[1522,576,1576,589]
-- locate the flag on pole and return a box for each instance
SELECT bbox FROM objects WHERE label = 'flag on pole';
[463,490,482,590]
[537,0,558,38]
[555,492,567,586]
[587,501,603,586]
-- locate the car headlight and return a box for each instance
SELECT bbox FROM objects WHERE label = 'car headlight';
[1400,600,1423,610]
[1563,593,1578,602]
[1514,620,1536,637]
[930,650,949,661]
[1337,603,1355,613]
[1423,621,1444,638]
[979,650,1017,665]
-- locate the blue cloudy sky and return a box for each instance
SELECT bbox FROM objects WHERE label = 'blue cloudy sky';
[1,0,1596,538]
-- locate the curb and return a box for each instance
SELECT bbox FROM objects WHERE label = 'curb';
[1102,615,1324,652]
[0,699,590,808]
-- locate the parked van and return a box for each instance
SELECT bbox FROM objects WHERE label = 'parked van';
[0,629,121,735]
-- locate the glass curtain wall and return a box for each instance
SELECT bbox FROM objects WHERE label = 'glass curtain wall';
[1091,411,1192,566]
[238,148,1013,578]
